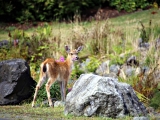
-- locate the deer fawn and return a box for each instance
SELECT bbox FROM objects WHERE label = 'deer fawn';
[32,45,83,107]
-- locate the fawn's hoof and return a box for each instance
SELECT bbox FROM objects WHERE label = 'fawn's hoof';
[32,103,35,108]
[49,104,54,107]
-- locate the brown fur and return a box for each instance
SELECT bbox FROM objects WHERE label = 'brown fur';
[32,46,83,107]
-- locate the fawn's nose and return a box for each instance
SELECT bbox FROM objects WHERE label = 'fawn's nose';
[76,56,79,60]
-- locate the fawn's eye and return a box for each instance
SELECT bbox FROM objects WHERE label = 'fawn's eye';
[70,53,73,55]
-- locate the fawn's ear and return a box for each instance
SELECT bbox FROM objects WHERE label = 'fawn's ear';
[76,46,83,52]
[65,45,70,53]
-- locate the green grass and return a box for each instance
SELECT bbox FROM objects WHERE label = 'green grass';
[111,9,160,26]
[1,9,160,49]
[0,103,158,120]
[0,104,134,120]
[0,104,158,120]
[1,8,160,53]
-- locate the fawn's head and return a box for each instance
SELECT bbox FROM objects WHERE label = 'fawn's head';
[65,45,83,61]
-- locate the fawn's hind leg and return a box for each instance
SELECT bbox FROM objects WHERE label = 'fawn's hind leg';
[32,75,46,107]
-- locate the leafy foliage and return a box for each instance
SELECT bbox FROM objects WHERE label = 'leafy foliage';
[0,0,108,22]
[71,63,84,80]
[85,56,101,73]
[0,24,56,77]
[110,0,150,12]
[133,65,159,100]
[139,20,152,43]
[35,81,61,105]
[119,66,159,106]
[150,89,160,110]
[138,14,160,43]
[109,54,126,65]
[0,0,154,22]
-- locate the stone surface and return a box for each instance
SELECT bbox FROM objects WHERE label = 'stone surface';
[138,38,150,50]
[0,40,9,48]
[133,117,149,120]
[54,101,65,107]
[42,98,57,106]
[0,59,36,105]
[126,55,139,66]
[95,60,110,75]
[64,74,147,118]
[109,64,120,75]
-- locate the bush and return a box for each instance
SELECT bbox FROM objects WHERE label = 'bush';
[85,56,101,73]
[133,65,159,99]
[110,0,150,12]
[150,89,160,110]
[0,0,154,22]
[35,81,61,105]
[0,24,57,76]
[71,62,84,80]
[0,0,108,22]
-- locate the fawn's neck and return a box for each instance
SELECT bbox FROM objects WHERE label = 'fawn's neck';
[66,55,74,72]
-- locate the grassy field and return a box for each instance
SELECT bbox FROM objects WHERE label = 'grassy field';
[1,9,160,41]
[0,104,135,120]
[0,8,160,120]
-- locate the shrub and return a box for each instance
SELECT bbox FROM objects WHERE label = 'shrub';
[109,53,126,65]
[71,62,84,80]
[133,65,159,99]
[138,17,160,43]
[138,20,152,43]
[85,56,101,73]
[110,0,150,12]
[35,81,61,105]
[0,0,108,22]
[0,25,57,76]
[150,89,160,110]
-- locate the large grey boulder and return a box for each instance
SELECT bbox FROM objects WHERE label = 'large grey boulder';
[64,74,147,118]
[0,59,36,105]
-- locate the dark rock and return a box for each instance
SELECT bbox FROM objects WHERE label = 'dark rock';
[138,38,150,49]
[126,55,139,66]
[0,40,9,48]
[0,59,36,105]
[64,74,147,118]
[0,40,19,48]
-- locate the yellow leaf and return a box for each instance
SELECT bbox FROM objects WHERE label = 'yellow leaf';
[153,2,158,9]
